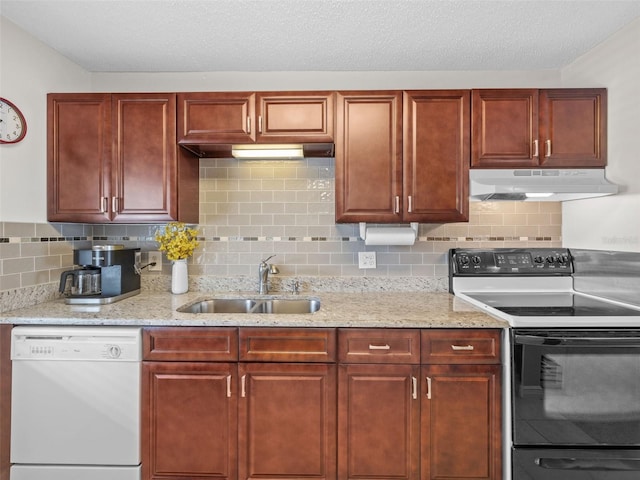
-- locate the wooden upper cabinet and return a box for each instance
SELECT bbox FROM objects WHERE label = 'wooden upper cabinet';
[471,88,606,168]
[178,92,256,144]
[471,89,539,168]
[48,93,198,224]
[403,90,469,223]
[256,92,334,143]
[112,93,178,222]
[47,93,113,223]
[177,91,335,149]
[335,91,403,223]
[539,88,607,167]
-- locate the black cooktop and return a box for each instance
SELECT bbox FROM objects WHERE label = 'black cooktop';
[467,292,640,317]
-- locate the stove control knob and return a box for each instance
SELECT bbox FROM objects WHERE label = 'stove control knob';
[546,255,556,264]
[458,256,470,266]
[471,256,482,265]
[557,255,568,264]
[534,256,544,264]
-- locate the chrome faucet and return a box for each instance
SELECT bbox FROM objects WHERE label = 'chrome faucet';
[258,255,279,294]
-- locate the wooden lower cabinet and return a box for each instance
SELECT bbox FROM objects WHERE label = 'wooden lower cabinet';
[238,363,337,480]
[421,364,502,480]
[141,328,501,480]
[142,361,238,480]
[338,364,420,480]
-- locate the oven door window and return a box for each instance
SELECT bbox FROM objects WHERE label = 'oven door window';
[512,330,640,447]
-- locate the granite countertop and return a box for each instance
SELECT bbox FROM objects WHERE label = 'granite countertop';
[0,291,507,329]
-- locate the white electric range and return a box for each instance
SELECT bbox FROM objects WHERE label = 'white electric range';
[449,248,640,327]
[449,248,640,480]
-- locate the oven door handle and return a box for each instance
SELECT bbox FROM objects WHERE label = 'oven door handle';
[537,457,640,471]
[515,334,640,347]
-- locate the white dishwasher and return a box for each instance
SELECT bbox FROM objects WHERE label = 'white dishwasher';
[10,326,142,480]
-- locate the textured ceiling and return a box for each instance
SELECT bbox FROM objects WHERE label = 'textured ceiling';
[2,0,640,72]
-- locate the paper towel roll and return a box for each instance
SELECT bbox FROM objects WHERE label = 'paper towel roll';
[364,227,416,246]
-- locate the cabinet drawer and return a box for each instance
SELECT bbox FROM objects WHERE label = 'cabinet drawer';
[338,329,420,364]
[239,328,336,362]
[421,329,501,364]
[143,327,238,361]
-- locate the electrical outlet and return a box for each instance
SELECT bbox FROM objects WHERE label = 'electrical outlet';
[148,251,163,271]
[358,251,377,269]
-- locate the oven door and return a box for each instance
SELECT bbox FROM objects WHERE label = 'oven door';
[512,329,640,447]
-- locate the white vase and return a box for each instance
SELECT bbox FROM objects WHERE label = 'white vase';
[171,259,189,294]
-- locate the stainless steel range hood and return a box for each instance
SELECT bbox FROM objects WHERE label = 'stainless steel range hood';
[470,169,619,202]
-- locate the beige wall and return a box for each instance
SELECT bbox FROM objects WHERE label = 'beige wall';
[561,18,640,252]
[0,16,91,223]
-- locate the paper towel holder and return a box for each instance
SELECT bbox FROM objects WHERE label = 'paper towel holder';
[359,222,419,245]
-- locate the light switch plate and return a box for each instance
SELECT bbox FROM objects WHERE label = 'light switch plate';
[358,251,377,269]
[148,251,163,271]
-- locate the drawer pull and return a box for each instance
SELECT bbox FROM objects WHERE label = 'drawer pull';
[426,376,432,400]
[369,344,391,350]
[451,344,474,351]
[227,375,232,398]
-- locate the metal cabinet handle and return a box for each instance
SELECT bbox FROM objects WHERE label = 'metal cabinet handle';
[247,116,251,134]
[258,115,263,133]
[101,197,108,213]
[395,196,400,214]
[241,374,246,398]
[426,376,432,400]
[451,344,474,351]
[112,196,118,213]
[533,139,539,157]
[369,344,391,350]
[407,195,413,213]
[412,376,417,400]
[226,375,232,398]
[545,139,552,157]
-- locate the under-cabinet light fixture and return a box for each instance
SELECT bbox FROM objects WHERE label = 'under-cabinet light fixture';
[525,192,555,198]
[231,144,305,159]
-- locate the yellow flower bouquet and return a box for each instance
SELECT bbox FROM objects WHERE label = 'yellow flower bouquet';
[155,222,200,261]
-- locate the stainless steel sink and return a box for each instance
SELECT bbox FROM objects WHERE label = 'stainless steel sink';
[177,298,320,314]
[177,298,257,313]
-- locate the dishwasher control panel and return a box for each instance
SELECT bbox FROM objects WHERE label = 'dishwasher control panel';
[11,326,142,361]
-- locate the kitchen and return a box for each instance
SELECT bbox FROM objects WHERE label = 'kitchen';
[1,1,640,480]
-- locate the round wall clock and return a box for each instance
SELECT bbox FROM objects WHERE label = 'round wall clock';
[0,97,27,144]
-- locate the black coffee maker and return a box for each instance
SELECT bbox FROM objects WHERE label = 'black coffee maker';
[59,245,141,304]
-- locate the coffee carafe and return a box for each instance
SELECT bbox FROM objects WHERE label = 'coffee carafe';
[59,267,101,296]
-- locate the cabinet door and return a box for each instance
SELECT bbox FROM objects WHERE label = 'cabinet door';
[142,362,237,480]
[539,88,606,167]
[0,325,11,480]
[238,363,337,480]
[403,90,469,223]
[338,364,420,480]
[256,92,335,143]
[421,364,502,480]
[471,89,539,168]
[112,93,177,222]
[177,92,256,144]
[335,91,403,223]
[47,93,112,222]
